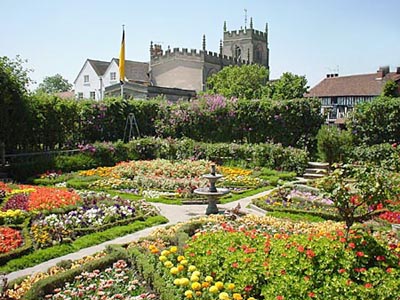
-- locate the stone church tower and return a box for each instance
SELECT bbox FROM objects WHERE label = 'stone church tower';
[149,18,270,92]
[222,18,269,69]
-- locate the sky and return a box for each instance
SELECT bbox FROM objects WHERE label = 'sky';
[1,0,399,90]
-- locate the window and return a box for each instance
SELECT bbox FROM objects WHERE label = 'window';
[110,72,116,81]
[84,75,89,83]
[234,46,241,60]
[77,93,83,100]
[90,91,95,99]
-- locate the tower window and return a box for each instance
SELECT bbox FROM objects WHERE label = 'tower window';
[235,46,241,60]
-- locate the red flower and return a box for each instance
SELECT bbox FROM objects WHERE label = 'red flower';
[338,268,346,274]
[376,255,386,261]
[297,245,305,252]
[232,262,239,268]
[348,242,356,249]
[306,249,316,258]
[276,296,284,300]
[308,292,316,298]
[364,283,373,288]
[356,251,365,257]
[244,285,253,292]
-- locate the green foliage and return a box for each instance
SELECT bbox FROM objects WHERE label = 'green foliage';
[381,79,399,97]
[317,125,353,164]
[206,64,269,99]
[347,96,400,145]
[36,73,72,94]
[346,143,400,171]
[268,72,309,100]
[0,55,34,151]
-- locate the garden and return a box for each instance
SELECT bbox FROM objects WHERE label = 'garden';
[1,58,400,299]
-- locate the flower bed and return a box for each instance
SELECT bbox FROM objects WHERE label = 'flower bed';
[132,215,400,300]
[1,184,80,212]
[48,259,156,300]
[252,184,339,220]
[0,227,23,254]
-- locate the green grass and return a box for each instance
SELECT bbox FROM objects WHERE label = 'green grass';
[0,215,167,274]
[219,186,274,204]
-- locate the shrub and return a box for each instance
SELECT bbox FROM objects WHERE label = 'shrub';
[317,125,353,164]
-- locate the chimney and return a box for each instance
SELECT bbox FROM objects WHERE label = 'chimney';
[397,67,400,74]
[326,74,331,78]
[377,66,390,79]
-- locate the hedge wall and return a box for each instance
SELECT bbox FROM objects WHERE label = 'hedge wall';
[4,94,324,153]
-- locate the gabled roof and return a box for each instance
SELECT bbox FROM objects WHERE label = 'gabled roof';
[88,59,110,76]
[112,58,149,83]
[307,70,400,98]
[74,59,110,84]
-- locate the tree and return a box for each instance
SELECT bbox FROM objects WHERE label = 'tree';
[269,72,309,100]
[382,80,399,97]
[206,64,269,99]
[318,164,397,236]
[36,74,72,94]
[0,55,34,151]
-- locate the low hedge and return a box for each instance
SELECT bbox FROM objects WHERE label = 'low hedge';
[252,199,341,221]
[23,245,128,300]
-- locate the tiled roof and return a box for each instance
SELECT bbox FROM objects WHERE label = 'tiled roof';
[113,58,149,83]
[87,59,110,76]
[307,71,400,97]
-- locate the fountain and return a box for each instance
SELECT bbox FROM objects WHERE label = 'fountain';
[194,164,230,215]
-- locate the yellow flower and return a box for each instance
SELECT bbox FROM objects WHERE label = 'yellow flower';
[159,255,167,262]
[170,267,179,275]
[248,298,256,300]
[192,271,201,277]
[170,246,178,253]
[190,275,199,282]
[180,259,188,265]
[191,282,202,291]
[161,250,171,256]
[232,293,243,300]
[174,279,181,285]
[219,292,230,300]
[164,261,173,268]
[215,281,224,290]
[177,264,185,272]
[202,281,210,288]
[188,265,197,272]
[205,275,213,283]
[209,286,219,294]
[227,283,235,290]
[177,255,185,262]
[180,278,190,286]
[185,290,193,299]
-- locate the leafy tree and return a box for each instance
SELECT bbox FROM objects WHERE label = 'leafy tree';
[36,73,72,94]
[269,72,309,100]
[318,164,397,235]
[382,79,399,97]
[206,64,269,99]
[0,55,34,152]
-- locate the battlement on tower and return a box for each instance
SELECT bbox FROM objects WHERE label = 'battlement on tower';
[151,46,248,66]
[223,28,267,39]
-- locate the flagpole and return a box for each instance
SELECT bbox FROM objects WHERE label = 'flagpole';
[120,24,125,98]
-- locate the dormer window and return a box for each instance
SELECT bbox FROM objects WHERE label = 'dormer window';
[84,75,89,83]
[110,72,116,81]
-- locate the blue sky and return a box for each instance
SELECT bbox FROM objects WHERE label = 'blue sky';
[1,0,399,89]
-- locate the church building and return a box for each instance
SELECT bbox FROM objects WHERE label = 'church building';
[74,19,270,100]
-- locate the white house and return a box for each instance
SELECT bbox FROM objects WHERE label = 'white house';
[74,58,149,100]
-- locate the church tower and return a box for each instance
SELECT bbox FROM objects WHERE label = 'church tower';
[222,18,269,70]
